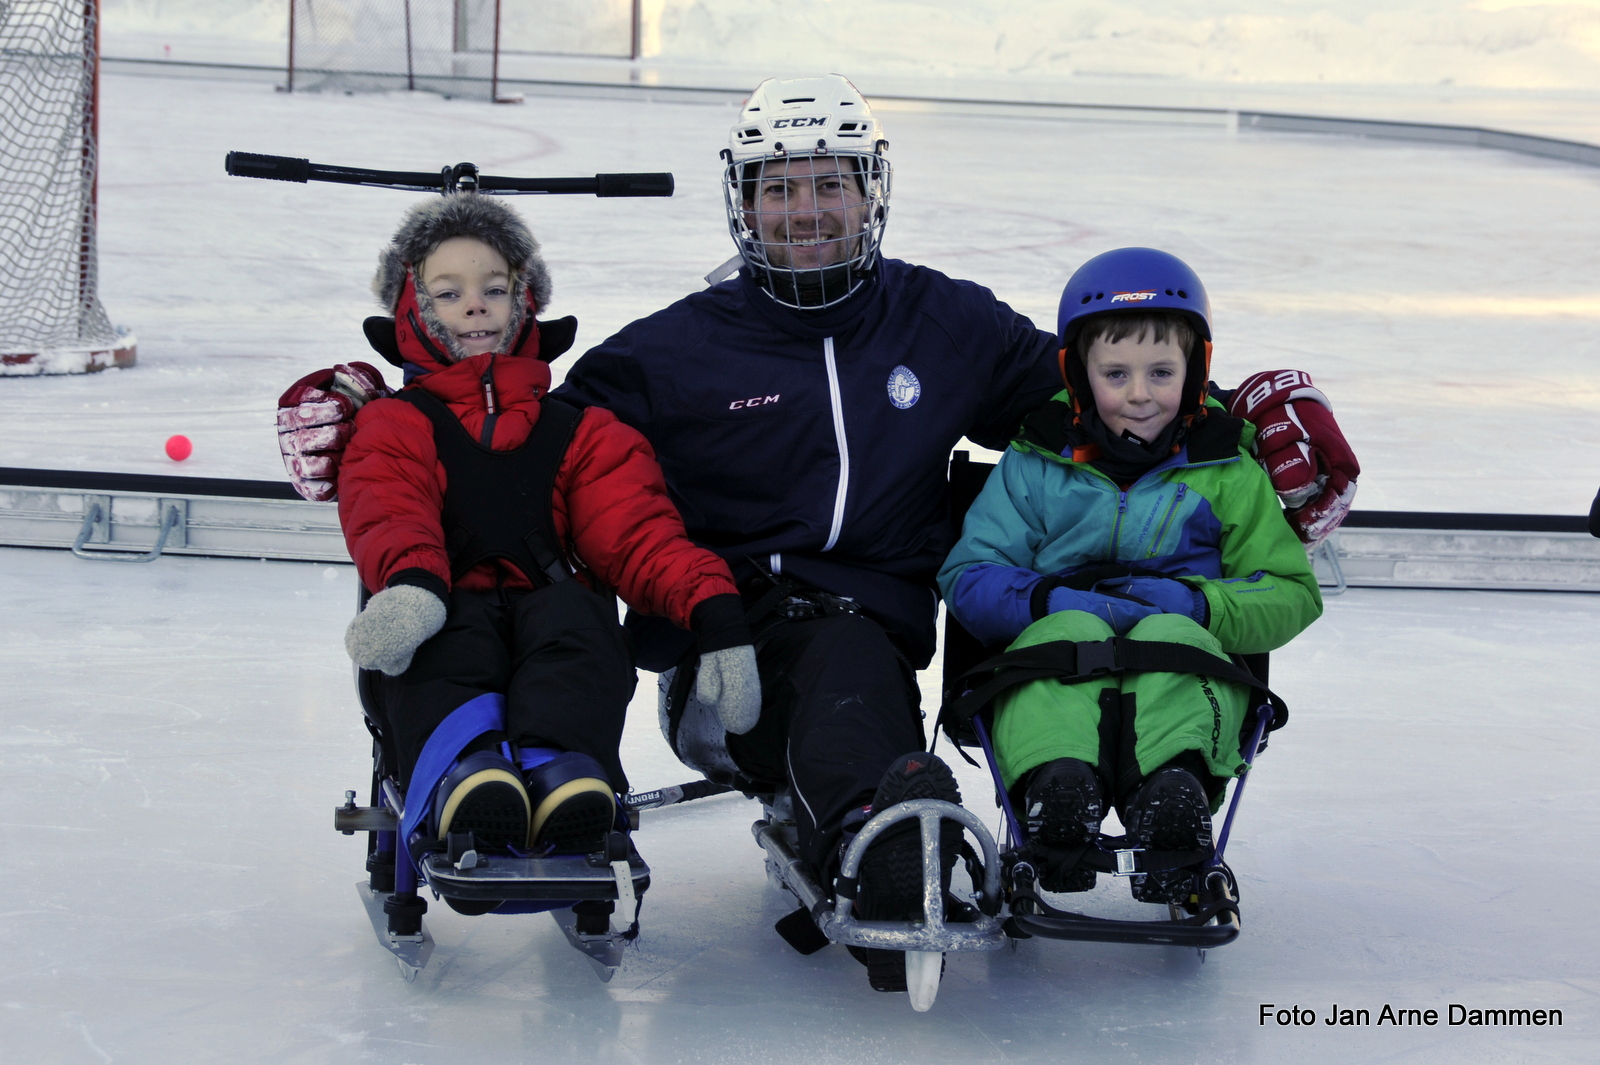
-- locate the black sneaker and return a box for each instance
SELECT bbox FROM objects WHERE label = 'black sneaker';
[1020,758,1104,892]
[1122,766,1213,905]
[850,753,964,993]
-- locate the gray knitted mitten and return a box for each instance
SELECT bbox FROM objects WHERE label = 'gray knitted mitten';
[694,644,762,735]
[344,585,447,676]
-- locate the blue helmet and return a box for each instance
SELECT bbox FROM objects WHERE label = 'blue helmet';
[1055,247,1214,415]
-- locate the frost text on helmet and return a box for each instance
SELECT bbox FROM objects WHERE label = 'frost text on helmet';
[1110,290,1158,303]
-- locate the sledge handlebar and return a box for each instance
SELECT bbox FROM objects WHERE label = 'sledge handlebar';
[224,151,674,197]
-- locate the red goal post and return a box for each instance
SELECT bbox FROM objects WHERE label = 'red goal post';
[0,0,135,375]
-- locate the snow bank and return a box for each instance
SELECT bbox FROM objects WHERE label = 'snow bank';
[647,1,1600,90]
[101,0,1600,91]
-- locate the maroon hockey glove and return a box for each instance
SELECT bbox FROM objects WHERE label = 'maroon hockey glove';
[276,362,391,502]
[1228,369,1360,548]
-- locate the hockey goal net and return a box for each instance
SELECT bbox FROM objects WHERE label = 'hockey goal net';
[286,0,641,98]
[0,0,134,375]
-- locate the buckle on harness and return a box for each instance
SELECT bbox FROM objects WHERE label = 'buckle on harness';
[1113,848,1143,876]
[775,592,860,622]
[1075,640,1118,678]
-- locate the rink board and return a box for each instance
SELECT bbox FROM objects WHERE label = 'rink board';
[0,467,347,563]
[1315,520,1600,593]
[2,468,1597,591]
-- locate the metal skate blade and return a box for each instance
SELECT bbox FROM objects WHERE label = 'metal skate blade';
[906,951,943,1011]
[356,882,433,979]
[550,906,622,982]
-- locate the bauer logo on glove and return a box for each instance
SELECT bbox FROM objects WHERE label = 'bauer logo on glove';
[1226,368,1361,547]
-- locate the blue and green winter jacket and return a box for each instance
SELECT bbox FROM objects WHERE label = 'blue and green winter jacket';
[937,393,1322,653]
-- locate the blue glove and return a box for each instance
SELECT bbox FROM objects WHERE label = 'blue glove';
[1097,576,1209,628]
[1045,585,1161,635]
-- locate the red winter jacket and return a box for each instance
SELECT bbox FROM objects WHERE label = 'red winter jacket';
[337,287,738,631]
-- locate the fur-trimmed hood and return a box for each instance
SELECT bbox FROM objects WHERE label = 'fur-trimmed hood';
[371,194,553,363]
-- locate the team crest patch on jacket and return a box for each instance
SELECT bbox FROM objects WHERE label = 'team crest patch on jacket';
[887,365,921,409]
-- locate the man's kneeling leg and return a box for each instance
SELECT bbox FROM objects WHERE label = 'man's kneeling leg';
[733,611,925,874]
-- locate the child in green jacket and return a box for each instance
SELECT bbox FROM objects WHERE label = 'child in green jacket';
[937,248,1322,903]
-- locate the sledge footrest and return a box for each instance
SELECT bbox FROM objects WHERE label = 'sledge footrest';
[1007,908,1240,947]
[418,846,649,903]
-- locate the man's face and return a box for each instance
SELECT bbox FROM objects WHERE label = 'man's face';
[742,156,870,271]
[418,236,513,358]
[1084,331,1188,441]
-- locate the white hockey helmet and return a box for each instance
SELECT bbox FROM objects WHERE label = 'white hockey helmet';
[720,74,891,309]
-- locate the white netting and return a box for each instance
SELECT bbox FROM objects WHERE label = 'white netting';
[288,0,634,94]
[289,0,460,93]
[0,0,122,363]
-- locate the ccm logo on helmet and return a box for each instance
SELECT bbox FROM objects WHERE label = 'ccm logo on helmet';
[730,394,781,410]
[771,117,829,129]
[1110,290,1158,303]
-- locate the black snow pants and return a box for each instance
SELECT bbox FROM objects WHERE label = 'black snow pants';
[726,610,926,876]
[377,580,635,792]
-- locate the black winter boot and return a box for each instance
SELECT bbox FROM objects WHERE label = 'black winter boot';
[1122,765,1213,905]
[1020,758,1104,892]
[848,753,964,993]
[430,750,531,852]
[524,752,616,855]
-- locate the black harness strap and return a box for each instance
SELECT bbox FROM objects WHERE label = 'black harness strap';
[939,637,1289,739]
[397,388,583,585]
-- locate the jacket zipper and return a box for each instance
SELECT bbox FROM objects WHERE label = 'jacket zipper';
[1148,483,1188,557]
[1109,489,1128,557]
[821,336,850,552]
[479,356,499,447]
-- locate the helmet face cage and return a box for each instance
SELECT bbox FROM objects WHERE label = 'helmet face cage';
[720,75,891,310]
[721,151,890,309]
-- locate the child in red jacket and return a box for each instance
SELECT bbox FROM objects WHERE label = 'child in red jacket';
[335,195,758,863]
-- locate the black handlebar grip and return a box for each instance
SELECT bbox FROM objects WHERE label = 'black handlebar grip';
[225,152,312,183]
[594,172,675,197]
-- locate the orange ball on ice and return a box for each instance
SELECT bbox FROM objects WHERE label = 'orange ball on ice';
[165,434,192,461]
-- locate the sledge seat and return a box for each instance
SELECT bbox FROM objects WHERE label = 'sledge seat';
[936,452,1285,951]
[332,585,648,982]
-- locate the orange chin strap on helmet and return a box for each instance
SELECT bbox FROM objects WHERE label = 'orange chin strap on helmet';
[1178,339,1216,431]
[1057,345,1086,419]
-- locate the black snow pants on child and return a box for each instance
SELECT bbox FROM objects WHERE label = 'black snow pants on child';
[376,579,636,792]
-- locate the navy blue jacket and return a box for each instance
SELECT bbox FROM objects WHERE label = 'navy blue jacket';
[555,259,1061,668]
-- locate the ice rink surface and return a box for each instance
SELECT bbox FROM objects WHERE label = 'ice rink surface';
[4,69,1600,1063]
[3,551,1596,1063]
